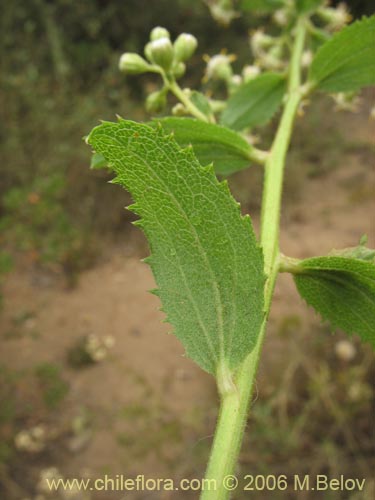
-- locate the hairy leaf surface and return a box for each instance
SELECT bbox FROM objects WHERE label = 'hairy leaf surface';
[294,256,375,347]
[154,117,254,175]
[309,16,375,92]
[87,119,265,374]
[221,73,286,131]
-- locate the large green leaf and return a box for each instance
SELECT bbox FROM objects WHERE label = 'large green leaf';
[154,117,254,175]
[87,119,265,375]
[309,16,375,93]
[293,256,375,347]
[221,73,286,131]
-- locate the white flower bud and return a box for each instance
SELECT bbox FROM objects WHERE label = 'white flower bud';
[172,103,188,116]
[242,64,260,82]
[230,75,242,90]
[257,45,284,70]
[150,26,170,41]
[250,29,275,58]
[119,53,151,74]
[317,3,352,31]
[146,89,167,113]
[273,9,290,27]
[172,62,186,79]
[203,53,234,82]
[144,42,153,63]
[148,37,174,70]
[206,2,238,26]
[174,33,198,62]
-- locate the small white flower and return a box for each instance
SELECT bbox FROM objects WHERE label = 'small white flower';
[204,0,238,26]
[273,9,290,27]
[118,53,150,74]
[231,75,242,86]
[203,53,235,82]
[332,92,361,112]
[301,50,313,68]
[15,425,47,453]
[242,65,261,82]
[148,37,174,70]
[250,29,275,58]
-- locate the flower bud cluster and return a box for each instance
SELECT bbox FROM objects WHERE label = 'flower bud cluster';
[119,26,198,79]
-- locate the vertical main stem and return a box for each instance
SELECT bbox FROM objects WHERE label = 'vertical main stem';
[201,19,307,500]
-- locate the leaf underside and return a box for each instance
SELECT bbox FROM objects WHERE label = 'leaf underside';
[87,119,265,375]
[294,256,375,348]
[221,72,287,131]
[154,117,253,175]
[309,16,375,93]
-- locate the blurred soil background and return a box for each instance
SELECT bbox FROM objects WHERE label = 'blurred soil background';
[0,1,374,499]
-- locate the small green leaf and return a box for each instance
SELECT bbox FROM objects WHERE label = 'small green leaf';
[309,16,375,93]
[293,256,375,347]
[90,152,107,170]
[190,91,213,119]
[154,117,254,175]
[87,119,265,375]
[221,73,286,131]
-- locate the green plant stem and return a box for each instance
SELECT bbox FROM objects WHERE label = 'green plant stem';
[168,79,214,123]
[279,254,303,273]
[201,18,307,500]
[247,147,269,166]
